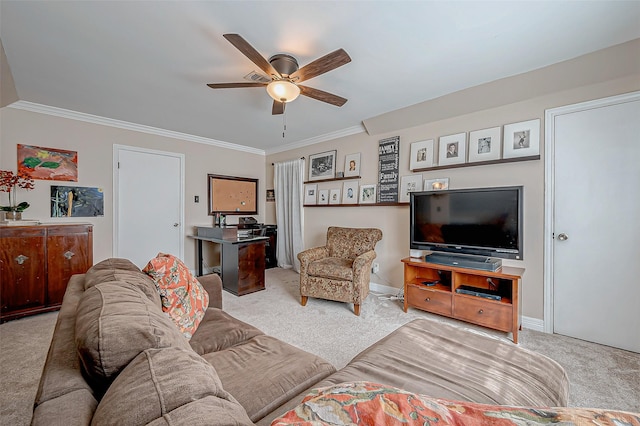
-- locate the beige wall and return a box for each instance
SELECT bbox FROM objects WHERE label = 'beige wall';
[0,107,266,269]
[266,74,640,322]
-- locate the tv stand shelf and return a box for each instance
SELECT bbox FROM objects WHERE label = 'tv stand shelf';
[401,257,524,343]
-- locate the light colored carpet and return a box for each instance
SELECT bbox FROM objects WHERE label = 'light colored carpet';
[1,267,638,426]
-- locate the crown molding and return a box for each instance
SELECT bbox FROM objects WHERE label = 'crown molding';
[8,101,266,156]
[265,124,366,155]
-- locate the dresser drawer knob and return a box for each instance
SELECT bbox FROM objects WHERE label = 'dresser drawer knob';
[15,254,29,265]
[478,309,484,314]
[64,251,75,260]
[425,297,431,302]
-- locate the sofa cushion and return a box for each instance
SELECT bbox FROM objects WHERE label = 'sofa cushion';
[75,281,191,394]
[202,335,336,422]
[189,308,264,355]
[271,381,640,426]
[308,257,353,280]
[84,258,161,306]
[92,347,253,426]
[142,253,209,339]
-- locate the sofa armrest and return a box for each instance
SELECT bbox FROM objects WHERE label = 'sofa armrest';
[198,274,223,309]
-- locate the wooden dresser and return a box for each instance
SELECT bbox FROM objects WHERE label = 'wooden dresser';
[0,223,93,322]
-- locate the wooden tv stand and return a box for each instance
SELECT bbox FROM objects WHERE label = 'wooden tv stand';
[401,257,524,343]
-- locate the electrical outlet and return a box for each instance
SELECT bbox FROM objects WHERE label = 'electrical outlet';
[372,262,380,274]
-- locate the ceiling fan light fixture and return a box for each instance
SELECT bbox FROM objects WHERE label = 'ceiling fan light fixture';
[266,80,300,103]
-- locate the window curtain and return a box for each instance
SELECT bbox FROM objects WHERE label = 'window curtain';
[274,158,304,272]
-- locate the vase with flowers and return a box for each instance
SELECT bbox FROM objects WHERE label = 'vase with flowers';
[0,170,35,220]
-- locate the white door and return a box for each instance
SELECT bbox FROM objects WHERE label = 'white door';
[114,145,184,268]
[545,92,640,353]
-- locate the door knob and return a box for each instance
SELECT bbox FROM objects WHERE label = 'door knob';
[557,233,569,241]
[173,223,179,227]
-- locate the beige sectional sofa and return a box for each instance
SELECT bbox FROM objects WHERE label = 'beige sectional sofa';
[32,258,573,425]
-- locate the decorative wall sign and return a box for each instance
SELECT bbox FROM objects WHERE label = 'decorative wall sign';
[377,136,400,203]
[399,174,423,203]
[503,119,540,158]
[308,150,336,181]
[51,186,104,217]
[468,127,501,162]
[18,144,78,181]
[409,139,434,170]
[438,133,467,166]
[344,153,361,177]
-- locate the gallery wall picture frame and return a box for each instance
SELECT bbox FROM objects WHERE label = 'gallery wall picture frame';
[359,184,377,204]
[318,189,329,205]
[344,153,361,177]
[468,127,502,163]
[438,133,467,166]
[308,150,337,181]
[409,139,434,170]
[424,178,449,191]
[304,184,318,205]
[399,174,423,203]
[329,188,341,205]
[342,181,359,204]
[266,189,275,202]
[503,119,541,159]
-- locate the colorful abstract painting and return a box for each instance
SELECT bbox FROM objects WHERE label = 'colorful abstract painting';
[51,186,104,217]
[18,144,78,181]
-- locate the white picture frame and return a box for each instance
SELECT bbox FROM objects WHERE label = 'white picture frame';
[308,150,337,181]
[424,178,449,191]
[318,189,329,205]
[399,174,423,203]
[409,139,434,170]
[341,181,359,204]
[438,132,467,166]
[359,184,377,204]
[503,119,540,159]
[329,188,341,205]
[344,153,361,177]
[304,184,317,205]
[468,127,502,163]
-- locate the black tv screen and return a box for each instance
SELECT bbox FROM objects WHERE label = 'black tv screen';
[410,186,523,260]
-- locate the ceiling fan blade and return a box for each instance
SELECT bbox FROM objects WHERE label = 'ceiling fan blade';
[299,85,347,107]
[272,101,285,115]
[290,49,351,83]
[223,34,280,78]
[206,82,267,89]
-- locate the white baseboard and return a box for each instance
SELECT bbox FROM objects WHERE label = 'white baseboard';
[370,281,547,333]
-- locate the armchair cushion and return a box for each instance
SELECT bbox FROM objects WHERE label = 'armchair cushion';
[307,257,354,281]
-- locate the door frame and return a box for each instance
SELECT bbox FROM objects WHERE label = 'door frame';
[543,91,640,334]
[113,144,185,260]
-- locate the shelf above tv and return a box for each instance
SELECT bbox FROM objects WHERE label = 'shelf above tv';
[304,202,408,207]
[411,155,540,173]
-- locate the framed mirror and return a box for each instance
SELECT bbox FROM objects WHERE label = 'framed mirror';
[208,174,258,215]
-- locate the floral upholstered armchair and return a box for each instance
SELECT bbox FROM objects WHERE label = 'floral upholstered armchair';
[297,227,383,316]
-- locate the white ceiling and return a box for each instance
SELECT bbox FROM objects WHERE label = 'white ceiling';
[2,1,639,153]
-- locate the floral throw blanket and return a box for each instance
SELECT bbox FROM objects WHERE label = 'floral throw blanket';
[271,382,639,426]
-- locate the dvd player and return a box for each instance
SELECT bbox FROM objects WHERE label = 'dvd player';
[455,285,502,301]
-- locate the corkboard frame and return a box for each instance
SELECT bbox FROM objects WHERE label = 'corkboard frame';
[207,174,258,215]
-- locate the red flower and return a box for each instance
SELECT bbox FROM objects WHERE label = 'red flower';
[0,170,35,212]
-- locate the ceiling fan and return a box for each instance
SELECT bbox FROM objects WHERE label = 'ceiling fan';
[207,34,351,115]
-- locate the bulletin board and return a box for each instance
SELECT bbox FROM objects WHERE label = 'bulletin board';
[208,174,258,215]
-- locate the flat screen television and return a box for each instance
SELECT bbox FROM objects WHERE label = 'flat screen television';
[410,186,523,260]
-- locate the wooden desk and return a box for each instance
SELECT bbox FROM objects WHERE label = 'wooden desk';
[192,234,268,296]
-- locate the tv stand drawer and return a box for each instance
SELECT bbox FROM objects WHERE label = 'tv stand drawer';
[406,285,451,317]
[453,296,512,332]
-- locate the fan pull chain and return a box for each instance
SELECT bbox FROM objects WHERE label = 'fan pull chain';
[282,101,287,138]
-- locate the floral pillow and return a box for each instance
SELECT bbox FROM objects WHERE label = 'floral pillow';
[142,253,209,339]
[271,381,639,426]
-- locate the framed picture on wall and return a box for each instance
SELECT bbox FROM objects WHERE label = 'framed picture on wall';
[503,119,540,159]
[318,189,329,205]
[342,181,359,204]
[438,133,467,166]
[359,184,377,204]
[399,174,423,203]
[344,153,361,177]
[308,150,337,181]
[468,127,501,163]
[304,184,317,205]
[329,188,341,204]
[409,139,434,170]
[424,178,449,191]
